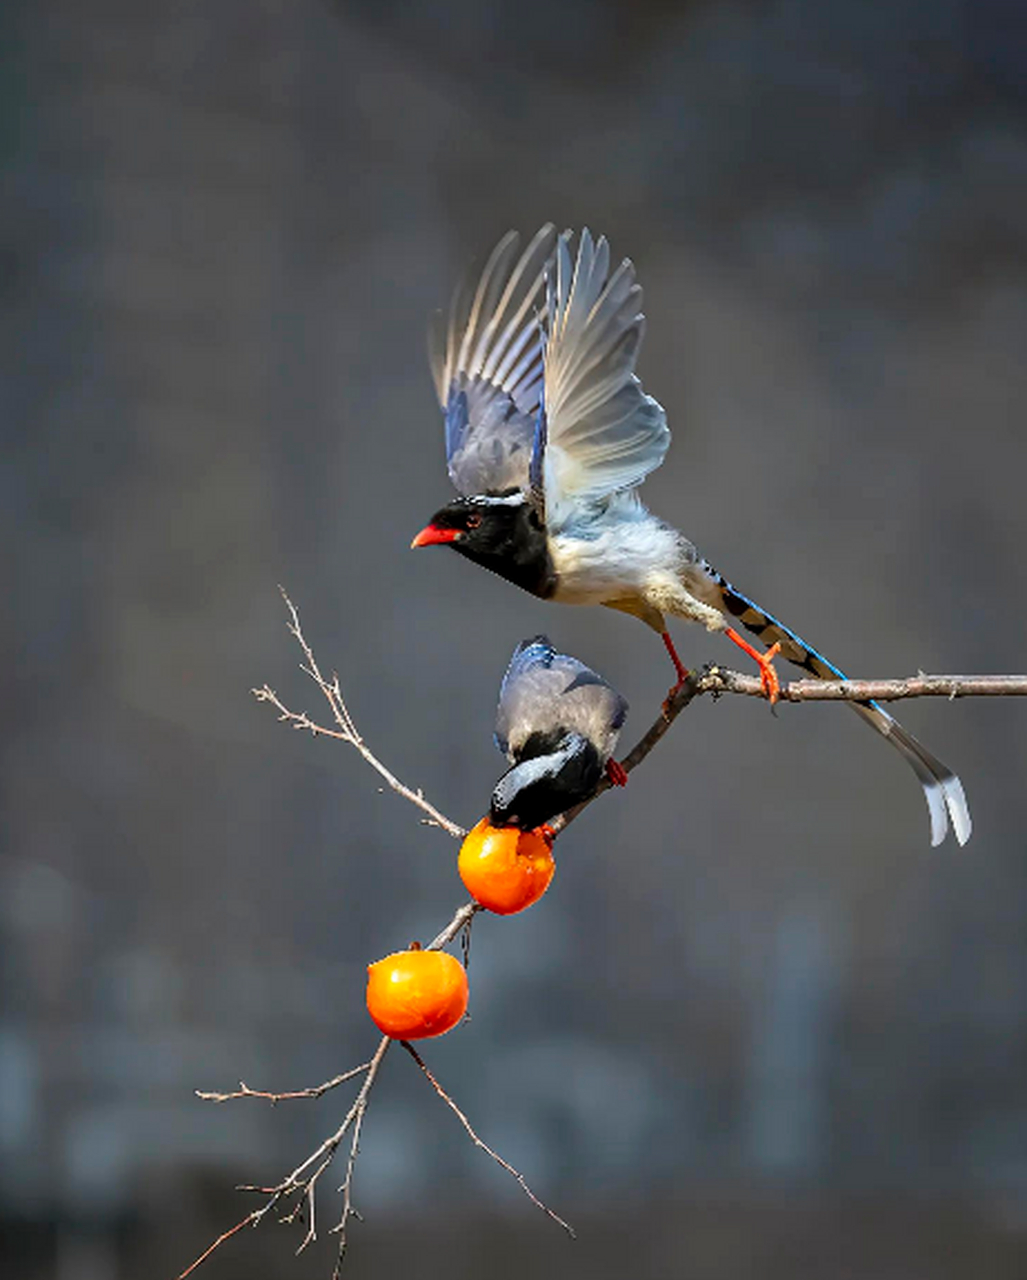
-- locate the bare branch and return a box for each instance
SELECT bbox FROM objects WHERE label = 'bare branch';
[401,1040,575,1238]
[196,1063,373,1105]
[252,588,465,838]
[259,1035,389,1231]
[180,1037,391,1278]
[706,669,1027,701]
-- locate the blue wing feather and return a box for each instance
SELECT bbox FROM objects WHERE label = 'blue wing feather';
[528,393,547,508]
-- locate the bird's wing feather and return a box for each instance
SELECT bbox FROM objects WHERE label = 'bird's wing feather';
[538,229,670,527]
[495,635,628,761]
[429,226,557,496]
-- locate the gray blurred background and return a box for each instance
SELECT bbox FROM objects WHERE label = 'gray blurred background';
[3,1,1027,1277]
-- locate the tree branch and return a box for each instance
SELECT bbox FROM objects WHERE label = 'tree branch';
[706,669,1027,701]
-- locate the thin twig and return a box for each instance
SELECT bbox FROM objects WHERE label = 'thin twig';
[401,1040,575,1238]
[196,1063,373,1104]
[252,588,465,838]
[180,1037,391,1278]
[176,1212,261,1280]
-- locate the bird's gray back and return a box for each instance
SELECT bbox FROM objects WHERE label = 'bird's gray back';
[495,636,628,762]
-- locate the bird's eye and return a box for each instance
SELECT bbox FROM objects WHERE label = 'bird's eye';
[466,513,482,530]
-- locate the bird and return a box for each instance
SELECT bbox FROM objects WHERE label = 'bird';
[411,225,971,847]
[491,635,629,831]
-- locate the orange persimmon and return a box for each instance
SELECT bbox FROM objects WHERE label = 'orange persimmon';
[365,947,468,1040]
[458,818,555,915]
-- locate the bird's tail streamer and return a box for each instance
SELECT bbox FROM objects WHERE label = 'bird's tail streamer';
[704,564,971,847]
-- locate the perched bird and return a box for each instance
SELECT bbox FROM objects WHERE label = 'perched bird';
[412,226,971,847]
[491,636,629,830]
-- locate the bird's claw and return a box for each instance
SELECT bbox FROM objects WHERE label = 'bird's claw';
[754,641,782,704]
[605,759,628,787]
[724,628,782,706]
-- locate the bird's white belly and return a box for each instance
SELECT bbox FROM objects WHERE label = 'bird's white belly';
[549,523,726,632]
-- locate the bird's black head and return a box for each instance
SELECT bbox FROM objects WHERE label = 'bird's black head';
[489,732,603,830]
[411,494,555,598]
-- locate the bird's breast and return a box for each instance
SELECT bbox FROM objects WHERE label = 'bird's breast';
[548,519,686,605]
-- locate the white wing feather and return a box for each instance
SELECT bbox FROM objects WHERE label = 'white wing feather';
[429,227,557,495]
[541,230,670,526]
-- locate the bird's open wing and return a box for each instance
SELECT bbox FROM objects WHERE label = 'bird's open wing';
[536,229,670,528]
[495,635,628,761]
[429,226,557,496]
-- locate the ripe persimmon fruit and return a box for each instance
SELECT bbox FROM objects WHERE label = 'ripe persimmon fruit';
[458,818,555,915]
[365,947,468,1040]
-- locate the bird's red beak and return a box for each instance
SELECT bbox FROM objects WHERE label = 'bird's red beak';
[411,524,459,549]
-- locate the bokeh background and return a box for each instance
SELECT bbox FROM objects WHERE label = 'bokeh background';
[4,1,1027,1277]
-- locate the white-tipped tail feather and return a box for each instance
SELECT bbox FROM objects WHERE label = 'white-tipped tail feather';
[851,702,972,847]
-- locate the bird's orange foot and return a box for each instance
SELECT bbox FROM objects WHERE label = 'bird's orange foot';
[725,627,781,704]
[605,759,628,787]
[754,642,782,702]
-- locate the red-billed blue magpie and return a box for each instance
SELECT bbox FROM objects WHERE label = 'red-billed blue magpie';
[491,635,628,830]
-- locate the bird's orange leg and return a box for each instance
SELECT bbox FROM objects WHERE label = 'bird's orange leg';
[605,759,628,787]
[724,627,782,704]
[661,631,690,716]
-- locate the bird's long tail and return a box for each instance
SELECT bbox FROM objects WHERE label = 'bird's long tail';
[704,565,971,847]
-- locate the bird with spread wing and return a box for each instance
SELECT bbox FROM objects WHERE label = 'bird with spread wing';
[412,225,971,847]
